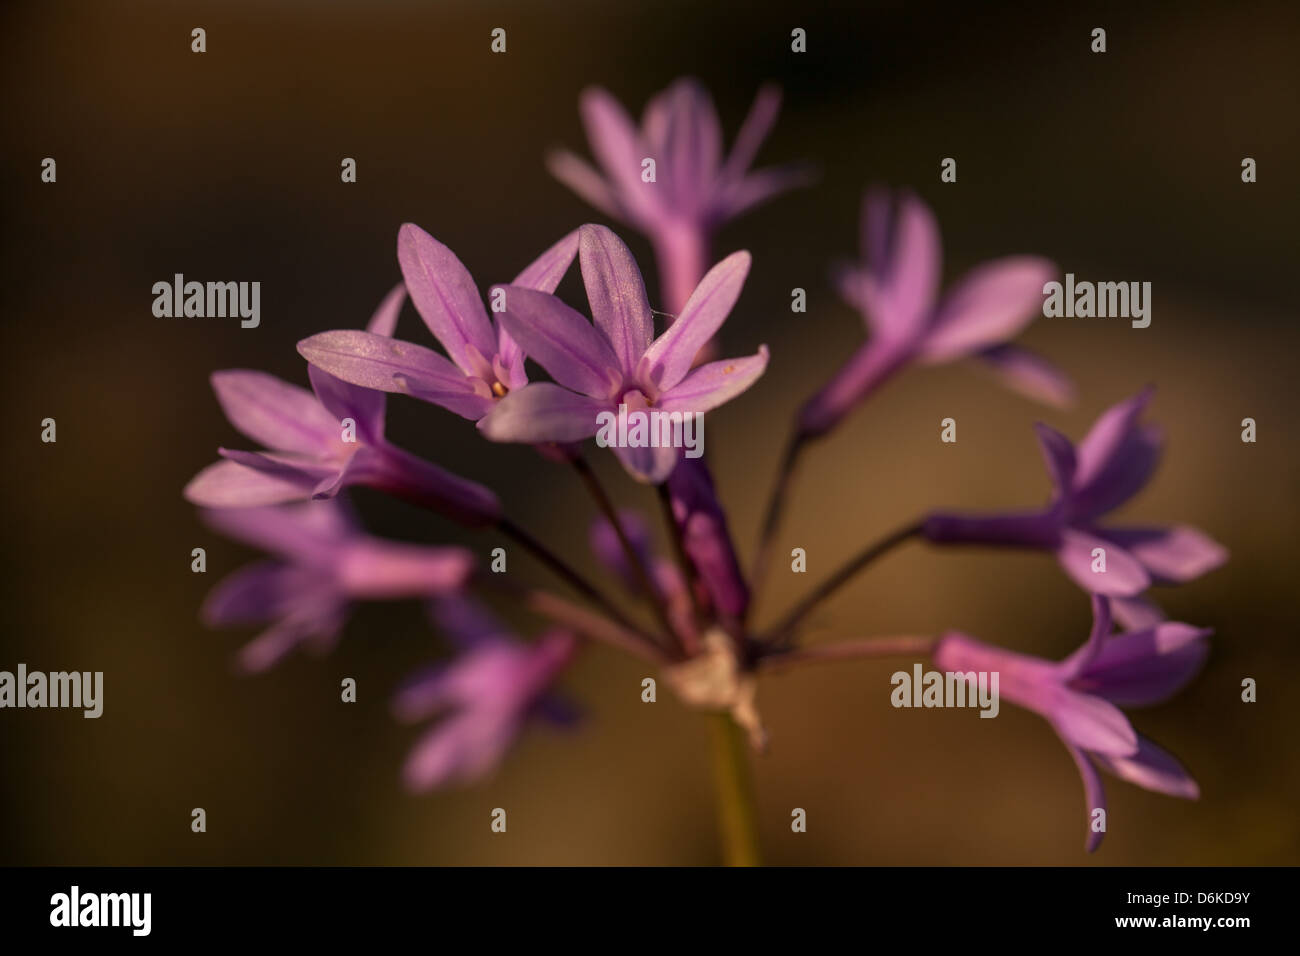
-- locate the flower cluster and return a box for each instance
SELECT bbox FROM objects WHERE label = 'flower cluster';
[187,78,1226,853]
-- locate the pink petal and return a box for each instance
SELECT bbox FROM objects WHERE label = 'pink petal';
[1070,387,1158,507]
[308,364,385,446]
[396,223,496,374]
[1073,622,1211,707]
[579,86,658,224]
[184,459,313,508]
[494,285,621,398]
[1034,422,1077,498]
[918,256,1056,361]
[366,282,407,338]
[512,228,581,294]
[1055,527,1151,596]
[612,440,683,485]
[863,189,942,340]
[545,149,621,220]
[578,224,654,373]
[210,370,339,456]
[636,250,751,394]
[1094,735,1200,800]
[975,344,1076,407]
[720,83,782,182]
[1100,525,1228,584]
[656,346,769,415]
[478,383,607,444]
[1048,686,1139,756]
[1063,744,1108,853]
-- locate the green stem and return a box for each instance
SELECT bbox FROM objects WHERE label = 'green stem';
[708,712,762,866]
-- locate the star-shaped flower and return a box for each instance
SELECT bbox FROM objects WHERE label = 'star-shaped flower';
[923,388,1227,610]
[933,596,1207,850]
[800,188,1071,438]
[297,225,579,421]
[479,224,768,483]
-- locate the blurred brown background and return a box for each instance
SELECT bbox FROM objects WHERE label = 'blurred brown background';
[1,0,1296,865]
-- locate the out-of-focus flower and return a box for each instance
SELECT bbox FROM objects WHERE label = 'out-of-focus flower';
[393,596,578,790]
[201,501,474,673]
[667,458,750,624]
[588,510,696,645]
[297,226,578,422]
[479,224,767,483]
[799,188,1071,439]
[923,388,1227,602]
[549,78,810,312]
[185,289,500,526]
[934,595,1207,850]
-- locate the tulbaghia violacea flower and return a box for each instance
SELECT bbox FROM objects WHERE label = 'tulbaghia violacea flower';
[479,224,768,483]
[923,388,1227,609]
[933,596,1207,850]
[799,188,1071,439]
[668,458,750,624]
[548,78,809,311]
[185,288,501,527]
[589,511,697,647]
[297,225,579,422]
[201,501,474,673]
[393,596,577,789]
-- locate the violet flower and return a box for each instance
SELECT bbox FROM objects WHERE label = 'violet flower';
[478,224,768,484]
[297,225,579,421]
[799,188,1072,439]
[923,388,1228,607]
[549,78,809,312]
[185,287,501,527]
[201,500,474,673]
[588,511,696,646]
[393,596,578,790]
[667,458,750,624]
[933,596,1207,851]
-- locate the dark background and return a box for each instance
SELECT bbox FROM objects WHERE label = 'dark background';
[1,0,1296,864]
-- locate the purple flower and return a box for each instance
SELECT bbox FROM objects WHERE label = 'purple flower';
[548,78,809,312]
[184,287,501,527]
[933,596,1207,851]
[297,225,579,421]
[588,511,697,646]
[478,224,768,483]
[201,501,474,673]
[393,596,578,790]
[667,458,750,623]
[923,388,1228,602]
[799,188,1071,438]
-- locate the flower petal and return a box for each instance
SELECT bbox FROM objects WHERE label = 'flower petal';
[1069,388,1162,517]
[366,282,407,338]
[1093,735,1200,800]
[396,223,496,374]
[184,459,314,508]
[721,83,781,182]
[917,256,1056,361]
[297,330,488,420]
[1100,525,1228,584]
[612,440,683,485]
[478,382,607,444]
[1073,622,1211,707]
[308,364,385,445]
[210,370,339,456]
[545,149,621,219]
[1034,422,1077,498]
[512,228,581,294]
[862,188,942,340]
[1062,744,1108,852]
[578,224,654,372]
[494,285,622,398]
[1060,594,1114,678]
[1048,685,1139,756]
[975,344,1076,407]
[655,346,768,415]
[579,86,657,224]
[1055,527,1150,596]
[637,250,751,394]
[1110,594,1167,631]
